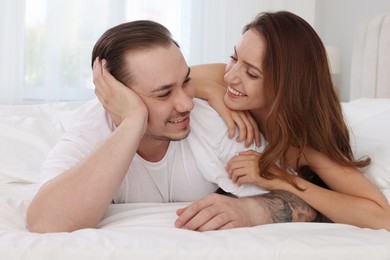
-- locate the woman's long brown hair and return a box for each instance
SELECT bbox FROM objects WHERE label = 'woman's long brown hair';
[243,11,370,189]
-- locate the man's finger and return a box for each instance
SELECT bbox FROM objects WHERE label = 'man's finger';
[174,196,215,229]
[196,213,229,231]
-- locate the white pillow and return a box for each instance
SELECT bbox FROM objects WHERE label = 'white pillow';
[0,102,84,184]
[1,97,389,194]
[343,98,390,193]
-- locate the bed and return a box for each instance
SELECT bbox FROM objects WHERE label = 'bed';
[1,13,390,260]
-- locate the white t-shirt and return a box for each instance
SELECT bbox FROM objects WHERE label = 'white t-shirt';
[41,98,267,203]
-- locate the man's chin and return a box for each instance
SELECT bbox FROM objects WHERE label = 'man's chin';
[150,129,191,142]
[170,130,190,141]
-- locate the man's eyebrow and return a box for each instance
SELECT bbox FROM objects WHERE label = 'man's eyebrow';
[152,83,174,93]
[152,67,191,93]
[234,46,263,76]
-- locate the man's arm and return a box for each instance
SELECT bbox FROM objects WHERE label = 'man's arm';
[27,60,148,233]
[175,190,319,231]
[254,190,319,223]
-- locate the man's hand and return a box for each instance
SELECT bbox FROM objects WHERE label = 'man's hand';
[175,190,319,231]
[93,58,148,126]
[175,193,261,231]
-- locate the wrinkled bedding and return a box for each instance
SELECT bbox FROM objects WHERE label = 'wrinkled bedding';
[0,98,390,260]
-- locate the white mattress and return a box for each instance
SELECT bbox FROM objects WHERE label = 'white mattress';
[1,98,390,260]
[1,184,390,260]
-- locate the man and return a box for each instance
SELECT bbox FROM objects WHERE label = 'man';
[27,20,317,233]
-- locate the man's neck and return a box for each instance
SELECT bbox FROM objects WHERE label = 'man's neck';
[137,137,170,162]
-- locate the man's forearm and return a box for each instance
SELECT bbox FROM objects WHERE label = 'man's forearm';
[27,118,146,233]
[253,190,320,223]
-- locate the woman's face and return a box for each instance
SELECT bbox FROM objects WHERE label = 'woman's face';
[223,29,268,118]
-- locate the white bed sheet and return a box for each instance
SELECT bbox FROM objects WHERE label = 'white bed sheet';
[1,184,390,260]
[1,98,390,260]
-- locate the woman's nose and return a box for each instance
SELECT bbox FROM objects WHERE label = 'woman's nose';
[224,65,240,85]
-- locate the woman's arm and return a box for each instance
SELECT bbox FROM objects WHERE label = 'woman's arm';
[227,149,390,230]
[190,63,260,147]
[190,63,227,89]
[291,147,390,230]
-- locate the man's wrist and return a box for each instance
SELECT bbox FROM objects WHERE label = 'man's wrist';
[240,197,272,226]
[250,190,319,224]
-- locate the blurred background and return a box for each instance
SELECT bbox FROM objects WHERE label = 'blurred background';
[0,0,389,104]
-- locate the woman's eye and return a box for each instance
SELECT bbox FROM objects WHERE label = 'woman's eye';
[247,72,259,79]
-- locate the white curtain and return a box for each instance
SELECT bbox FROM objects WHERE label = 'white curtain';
[0,0,190,104]
[188,0,317,66]
[0,0,25,104]
[0,0,316,104]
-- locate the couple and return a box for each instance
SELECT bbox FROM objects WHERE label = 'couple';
[27,11,390,233]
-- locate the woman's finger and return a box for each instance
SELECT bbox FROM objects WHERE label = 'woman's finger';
[231,112,246,142]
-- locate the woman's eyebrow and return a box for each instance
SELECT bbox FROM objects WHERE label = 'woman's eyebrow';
[234,46,263,76]
[243,60,263,75]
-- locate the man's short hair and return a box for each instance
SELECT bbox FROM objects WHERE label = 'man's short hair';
[91,20,179,86]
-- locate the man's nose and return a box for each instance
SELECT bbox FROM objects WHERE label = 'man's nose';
[174,88,194,113]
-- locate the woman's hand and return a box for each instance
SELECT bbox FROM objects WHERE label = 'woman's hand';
[226,150,285,190]
[93,58,148,126]
[201,80,260,147]
[190,63,261,147]
[219,107,261,148]
[226,150,262,185]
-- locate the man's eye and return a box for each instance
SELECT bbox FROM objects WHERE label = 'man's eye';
[184,77,191,84]
[158,91,171,98]
[229,55,238,62]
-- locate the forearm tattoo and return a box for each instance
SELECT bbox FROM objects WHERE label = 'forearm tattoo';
[257,190,320,223]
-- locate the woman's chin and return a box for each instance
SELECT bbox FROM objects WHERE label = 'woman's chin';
[224,95,245,111]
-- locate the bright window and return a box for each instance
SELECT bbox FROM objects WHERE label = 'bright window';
[23,0,190,102]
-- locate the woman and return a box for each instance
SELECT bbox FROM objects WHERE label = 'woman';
[193,11,390,230]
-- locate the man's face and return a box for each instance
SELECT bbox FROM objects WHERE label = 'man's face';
[125,43,195,142]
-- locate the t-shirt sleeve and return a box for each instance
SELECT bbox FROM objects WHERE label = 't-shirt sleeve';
[40,99,114,186]
[188,99,268,197]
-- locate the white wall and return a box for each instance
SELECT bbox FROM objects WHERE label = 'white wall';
[187,0,316,66]
[188,0,390,102]
[315,0,390,101]
[3,0,388,103]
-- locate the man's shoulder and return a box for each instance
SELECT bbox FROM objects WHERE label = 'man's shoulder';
[66,98,114,130]
[189,98,229,146]
[191,98,228,130]
[59,98,114,145]
[188,98,264,159]
[192,98,218,114]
